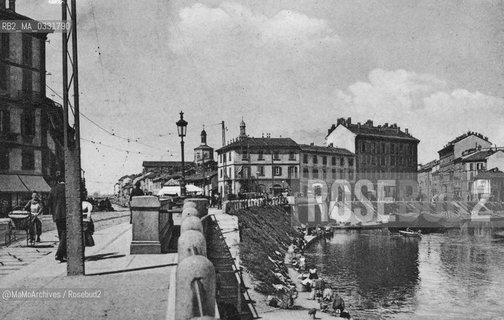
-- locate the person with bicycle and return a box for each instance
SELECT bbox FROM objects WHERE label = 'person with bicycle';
[24,191,43,243]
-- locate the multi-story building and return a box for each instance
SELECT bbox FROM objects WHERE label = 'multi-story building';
[417,160,440,201]
[437,132,492,200]
[0,2,64,216]
[298,143,355,197]
[326,118,419,200]
[216,120,300,197]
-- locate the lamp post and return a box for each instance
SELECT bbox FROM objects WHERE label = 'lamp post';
[176,111,188,197]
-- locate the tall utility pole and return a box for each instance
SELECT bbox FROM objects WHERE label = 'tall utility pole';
[62,0,84,276]
[221,121,226,147]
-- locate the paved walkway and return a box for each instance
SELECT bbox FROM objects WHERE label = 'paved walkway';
[0,220,177,320]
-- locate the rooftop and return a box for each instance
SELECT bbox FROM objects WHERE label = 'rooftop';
[474,170,504,180]
[327,118,419,142]
[298,144,354,156]
[440,131,491,151]
[461,149,496,162]
[418,159,440,172]
[216,137,299,152]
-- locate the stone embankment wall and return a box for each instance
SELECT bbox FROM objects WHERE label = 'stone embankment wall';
[234,206,302,295]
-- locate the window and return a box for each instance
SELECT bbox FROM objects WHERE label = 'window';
[391,156,395,166]
[381,156,386,166]
[349,170,354,180]
[361,142,365,153]
[469,163,473,171]
[340,157,345,166]
[332,156,336,166]
[242,150,248,160]
[348,158,354,167]
[0,109,9,133]
[303,154,308,164]
[228,152,231,161]
[273,151,280,160]
[289,151,296,160]
[273,166,282,176]
[303,167,309,178]
[220,169,223,178]
[381,143,385,153]
[1,34,9,59]
[391,144,395,154]
[219,154,222,163]
[288,166,297,178]
[312,168,318,179]
[0,147,8,170]
[22,149,35,170]
[332,168,337,179]
[322,169,327,180]
[22,111,35,136]
[22,35,32,66]
[313,156,318,164]
[22,70,32,94]
[258,150,264,160]
[228,167,231,178]
[258,166,265,176]
[322,156,327,165]
[0,65,6,91]
[339,169,343,179]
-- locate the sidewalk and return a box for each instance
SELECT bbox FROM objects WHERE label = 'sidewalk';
[0,222,177,320]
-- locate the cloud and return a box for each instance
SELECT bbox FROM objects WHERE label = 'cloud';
[168,2,339,57]
[334,69,504,161]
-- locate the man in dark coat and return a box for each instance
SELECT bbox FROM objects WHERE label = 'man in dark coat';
[47,178,66,262]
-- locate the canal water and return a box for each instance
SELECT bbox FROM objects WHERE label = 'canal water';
[304,228,504,320]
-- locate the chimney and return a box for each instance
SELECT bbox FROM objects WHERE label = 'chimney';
[329,143,334,147]
[366,120,373,127]
[337,118,345,126]
[396,126,401,133]
[310,142,314,146]
[405,128,409,135]
[8,0,14,11]
[357,122,361,129]
[384,123,388,128]
[346,117,351,125]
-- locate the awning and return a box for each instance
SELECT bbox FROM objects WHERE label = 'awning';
[0,175,29,192]
[18,175,51,193]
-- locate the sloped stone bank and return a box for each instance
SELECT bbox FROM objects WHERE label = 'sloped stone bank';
[236,206,301,295]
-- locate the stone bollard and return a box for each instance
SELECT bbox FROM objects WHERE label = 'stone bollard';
[184,198,209,217]
[175,255,216,320]
[178,230,207,261]
[181,216,204,234]
[182,207,200,220]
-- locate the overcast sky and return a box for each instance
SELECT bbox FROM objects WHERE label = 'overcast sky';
[18,0,504,193]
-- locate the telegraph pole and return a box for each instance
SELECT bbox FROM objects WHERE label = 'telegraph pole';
[62,0,84,275]
[221,121,226,147]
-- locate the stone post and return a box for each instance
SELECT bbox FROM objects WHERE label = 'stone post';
[130,196,161,254]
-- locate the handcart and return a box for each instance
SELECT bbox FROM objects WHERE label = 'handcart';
[6,207,36,246]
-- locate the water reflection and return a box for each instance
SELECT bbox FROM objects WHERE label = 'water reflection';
[304,228,504,319]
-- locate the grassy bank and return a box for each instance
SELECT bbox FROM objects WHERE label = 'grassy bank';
[236,205,301,295]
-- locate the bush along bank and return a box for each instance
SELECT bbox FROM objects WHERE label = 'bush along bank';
[235,205,303,307]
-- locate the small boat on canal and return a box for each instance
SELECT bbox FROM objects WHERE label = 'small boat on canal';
[399,229,422,238]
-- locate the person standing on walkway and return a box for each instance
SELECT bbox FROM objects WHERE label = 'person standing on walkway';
[47,177,66,262]
[24,191,43,243]
[129,182,144,224]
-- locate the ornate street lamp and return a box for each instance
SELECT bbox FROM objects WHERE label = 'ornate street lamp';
[176,111,188,197]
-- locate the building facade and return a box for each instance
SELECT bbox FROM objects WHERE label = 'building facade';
[216,121,300,197]
[298,143,355,197]
[326,118,419,200]
[0,2,64,216]
[437,132,492,200]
